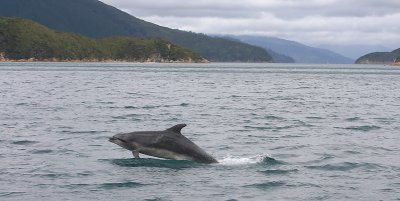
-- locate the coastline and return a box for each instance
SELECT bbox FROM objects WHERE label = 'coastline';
[356,60,400,66]
[0,55,209,63]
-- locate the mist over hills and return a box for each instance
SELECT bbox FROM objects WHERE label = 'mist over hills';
[318,44,392,60]
[218,36,295,63]
[231,35,354,64]
[0,0,272,62]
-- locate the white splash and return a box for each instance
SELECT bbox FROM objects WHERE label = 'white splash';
[217,154,267,165]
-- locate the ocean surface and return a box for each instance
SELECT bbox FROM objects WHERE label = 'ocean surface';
[1,62,400,201]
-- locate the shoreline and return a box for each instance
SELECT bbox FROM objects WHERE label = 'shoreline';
[0,57,209,63]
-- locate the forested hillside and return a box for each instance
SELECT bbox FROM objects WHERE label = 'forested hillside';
[355,48,400,64]
[0,0,272,62]
[0,17,205,62]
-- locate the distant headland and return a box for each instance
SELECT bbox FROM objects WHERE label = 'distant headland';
[355,48,400,65]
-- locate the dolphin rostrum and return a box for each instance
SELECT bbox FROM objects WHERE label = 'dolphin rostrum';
[109,124,218,163]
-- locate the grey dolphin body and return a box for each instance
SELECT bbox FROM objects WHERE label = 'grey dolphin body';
[109,124,218,163]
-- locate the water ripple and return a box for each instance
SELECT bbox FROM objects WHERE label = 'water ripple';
[30,149,54,154]
[243,181,286,190]
[305,162,383,171]
[106,158,200,169]
[99,181,147,189]
[11,140,39,145]
[0,192,26,197]
[345,117,362,122]
[258,169,299,175]
[343,125,381,132]
[143,197,171,201]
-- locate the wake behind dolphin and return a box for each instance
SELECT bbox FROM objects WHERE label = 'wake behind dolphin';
[109,124,218,164]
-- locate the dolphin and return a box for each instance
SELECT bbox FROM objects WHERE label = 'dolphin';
[109,124,218,164]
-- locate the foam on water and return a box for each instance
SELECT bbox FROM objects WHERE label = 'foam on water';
[218,154,274,165]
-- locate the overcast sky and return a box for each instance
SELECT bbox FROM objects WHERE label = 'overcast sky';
[100,0,400,49]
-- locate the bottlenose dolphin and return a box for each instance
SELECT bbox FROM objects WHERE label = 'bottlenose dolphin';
[109,124,218,163]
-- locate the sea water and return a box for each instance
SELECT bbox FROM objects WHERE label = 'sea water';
[0,62,399,201]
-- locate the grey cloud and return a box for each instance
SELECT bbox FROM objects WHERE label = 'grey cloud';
[100,0,400,48]
[102,0,400,19]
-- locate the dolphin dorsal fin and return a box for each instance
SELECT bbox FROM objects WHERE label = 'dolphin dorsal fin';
[166,124,187,134]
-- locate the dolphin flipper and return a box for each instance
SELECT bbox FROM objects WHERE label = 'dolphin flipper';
[132,150,140,158]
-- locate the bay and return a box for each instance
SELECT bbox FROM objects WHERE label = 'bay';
[1,62,399,201]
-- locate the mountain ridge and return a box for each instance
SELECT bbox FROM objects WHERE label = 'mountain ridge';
[0,0,272,62]
[230,35,354,64]
[217,35,294,63]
